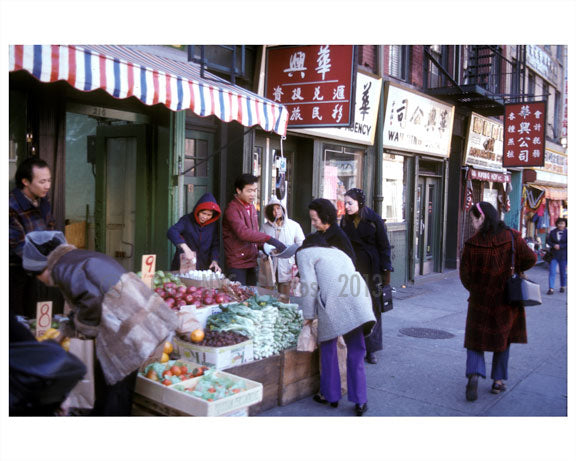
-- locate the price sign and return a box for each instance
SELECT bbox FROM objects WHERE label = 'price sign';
[141,254,156,289]
[36,301,53,339]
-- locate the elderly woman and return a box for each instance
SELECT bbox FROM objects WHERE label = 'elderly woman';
[546,217,568,295]
[460,202,536,401]
[288,230,376,416]
[340,188,393,365]
[22,230,177,415]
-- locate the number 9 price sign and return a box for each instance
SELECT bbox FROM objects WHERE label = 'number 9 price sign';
[141,254,156,289]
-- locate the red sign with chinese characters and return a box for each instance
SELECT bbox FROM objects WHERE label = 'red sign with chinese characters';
[503,101,546,167]
[265,45,356,128]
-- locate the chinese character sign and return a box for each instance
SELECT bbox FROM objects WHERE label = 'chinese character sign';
[464,112,505,171]
[266,45,356,128]
[503,101,546,167]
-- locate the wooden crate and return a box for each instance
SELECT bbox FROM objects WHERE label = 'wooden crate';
[279,348,320,406]
[226,353,282,415]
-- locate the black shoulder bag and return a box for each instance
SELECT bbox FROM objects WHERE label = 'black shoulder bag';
[506,230,542,306]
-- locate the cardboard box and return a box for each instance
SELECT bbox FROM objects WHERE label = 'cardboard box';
[135,360,262,417]
[174,336,254,369]
[174,273,228,289]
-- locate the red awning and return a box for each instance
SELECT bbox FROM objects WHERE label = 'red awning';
[9,44,289,136]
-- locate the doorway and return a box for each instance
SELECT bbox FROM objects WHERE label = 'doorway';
[94,125,149,272]
[415,175,441,276]
[182,130,215,215]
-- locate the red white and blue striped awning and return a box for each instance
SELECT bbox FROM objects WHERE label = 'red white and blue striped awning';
[9,44,288,136]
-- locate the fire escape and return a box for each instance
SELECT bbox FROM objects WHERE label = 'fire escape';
[423,45,528,117]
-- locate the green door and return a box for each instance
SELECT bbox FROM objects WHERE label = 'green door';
[182,130,214,214]
[94,124,149,272]
[416,176,440,276]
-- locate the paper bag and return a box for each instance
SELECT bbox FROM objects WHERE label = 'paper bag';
[176,310,202,336]
[337,336,348,395]
[257,254,276,288]
[62,338,95,410]
[297,319,318,352]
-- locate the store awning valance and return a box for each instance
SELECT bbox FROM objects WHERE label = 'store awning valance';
[531,185,567,201]
[9,45,288,136]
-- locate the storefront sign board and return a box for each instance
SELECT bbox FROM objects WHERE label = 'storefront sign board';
[382,82,454,157]
[503,101,546,167]
[266,45,356,128]
[464,112,506,172]
[290,71,382,145]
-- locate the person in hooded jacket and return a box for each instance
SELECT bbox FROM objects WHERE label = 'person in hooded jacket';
[22,230,178,416]
[167,192,222,272]
[340,188,393,365]
[260,196,305,296]
[460,202,536,402]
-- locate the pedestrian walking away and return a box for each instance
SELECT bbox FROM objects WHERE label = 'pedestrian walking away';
[22,231,178,416]
[460,202,537,401]
[341,188,393,365]
[545,217,567,295]
[287,237,376,416]
[167,192,222,273]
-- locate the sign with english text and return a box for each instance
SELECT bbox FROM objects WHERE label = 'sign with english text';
[503,101,546,167]
[290,71,382,145]
[382,82,454,157]
[265,45,356,128]
[464,112,506,172]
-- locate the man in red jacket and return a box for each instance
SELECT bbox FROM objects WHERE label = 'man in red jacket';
[223,174,286,286]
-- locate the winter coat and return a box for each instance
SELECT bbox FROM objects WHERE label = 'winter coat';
[45,245,178,385]
[167,192,221,271]
[460,228,537,352]
[261,197,305,283]
[341,206,393,288]
[546,227,567,262]
[294,246,376,343]
[222,195,272,269]
[301,223,356,264]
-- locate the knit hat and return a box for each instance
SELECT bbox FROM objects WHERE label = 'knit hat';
[22,231,67,272]
[345,188,366,209]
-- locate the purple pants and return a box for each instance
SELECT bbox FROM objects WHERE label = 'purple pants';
[319,326,368,405]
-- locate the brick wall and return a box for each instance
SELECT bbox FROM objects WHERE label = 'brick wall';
[358,45,377,73]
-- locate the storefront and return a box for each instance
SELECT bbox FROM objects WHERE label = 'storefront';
[381,82,455,285]
[9,45,288,276]
[459,112,512,248]
[521,148,568,250]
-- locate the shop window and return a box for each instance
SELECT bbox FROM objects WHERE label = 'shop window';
[382,153,406,223]
[321,144,364,220]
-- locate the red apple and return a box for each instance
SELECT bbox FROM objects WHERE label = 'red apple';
[186,286,197,294]
[163,282,175,289]
[203,296,214,305]
[155,288,166,298]
[164,297,176,308]
[177,285,187,294]
[184,294,195,304]
[176,299,187,308]
[214,293,226,304]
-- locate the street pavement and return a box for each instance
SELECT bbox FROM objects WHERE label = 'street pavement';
[259,262,569,417]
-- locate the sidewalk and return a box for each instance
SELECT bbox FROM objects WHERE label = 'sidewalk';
[259,263,568,417]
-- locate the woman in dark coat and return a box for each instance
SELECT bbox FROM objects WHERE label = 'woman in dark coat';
[340,188,392,364]
[306,198,355,263]
[546,217,567,295]
[460,202,536,401]
[167,192,222,272]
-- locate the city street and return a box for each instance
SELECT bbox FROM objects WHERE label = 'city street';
[260,262,568,417]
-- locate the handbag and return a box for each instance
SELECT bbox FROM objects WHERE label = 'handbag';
[506,230,542,306]
[542,250,554,264]
[381,283,394,313]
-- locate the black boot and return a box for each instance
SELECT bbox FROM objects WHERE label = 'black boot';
[355,403,368,416]
[466,374,479,402]
[365,352,378,364]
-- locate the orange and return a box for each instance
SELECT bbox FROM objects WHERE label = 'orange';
[160,352,170,363]
[190,329,205,343]
[163,341,173,354]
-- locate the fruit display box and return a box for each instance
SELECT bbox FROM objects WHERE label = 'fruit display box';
[135,360,263,417]
[174,336,254,370]
[179,304,227,328]
[173,272,228,289]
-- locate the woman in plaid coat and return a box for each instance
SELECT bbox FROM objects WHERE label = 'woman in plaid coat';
[460,202,536,401]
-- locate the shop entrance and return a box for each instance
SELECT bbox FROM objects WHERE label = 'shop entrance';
[415,176,441,276]
[94,125,149,272]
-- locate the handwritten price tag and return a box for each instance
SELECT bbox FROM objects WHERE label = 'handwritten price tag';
[36,301,53,339]
[141,254,156,289]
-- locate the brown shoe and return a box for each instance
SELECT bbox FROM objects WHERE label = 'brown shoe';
[466,374,479,401]
[491,381,507,394]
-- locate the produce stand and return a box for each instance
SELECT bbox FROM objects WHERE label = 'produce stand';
[131,273,319,416]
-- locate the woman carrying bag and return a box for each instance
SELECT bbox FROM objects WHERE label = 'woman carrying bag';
[340,188,393,365]
[460,202,536,401]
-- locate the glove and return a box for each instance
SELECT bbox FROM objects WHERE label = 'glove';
[268,237,287,253]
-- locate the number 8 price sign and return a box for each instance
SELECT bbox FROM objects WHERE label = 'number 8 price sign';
[36,301,53,339]
[141,254,156,289]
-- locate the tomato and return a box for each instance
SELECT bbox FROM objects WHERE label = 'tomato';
[170,365,182,376]
[208,387,216,393]
[162,379,172,386]
[180,366,188,375]
[207,398,213,402]
[231,388,241,393]
[162,370,173,377]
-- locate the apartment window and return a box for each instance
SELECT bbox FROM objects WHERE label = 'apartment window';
[554,90,562,140]
[389,45,410,81]
[428,45,443,87]
[527,72,535,96]
[556,45,564,60]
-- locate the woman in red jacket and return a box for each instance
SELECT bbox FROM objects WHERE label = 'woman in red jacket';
[460,202,536,401]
